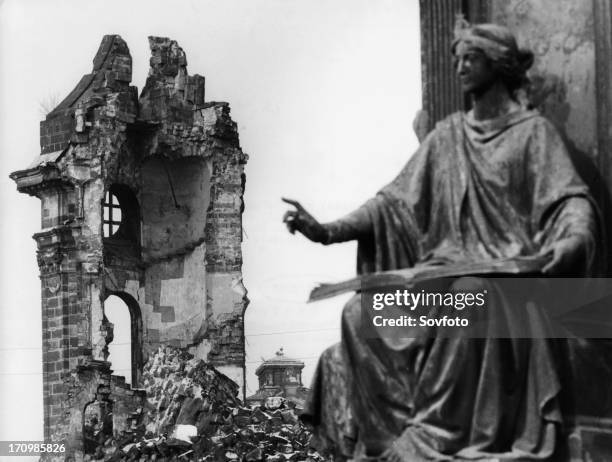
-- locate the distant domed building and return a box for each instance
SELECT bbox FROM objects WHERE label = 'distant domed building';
[245,348,310,408]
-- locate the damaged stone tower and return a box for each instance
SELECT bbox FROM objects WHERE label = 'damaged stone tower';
[10,35,248,451]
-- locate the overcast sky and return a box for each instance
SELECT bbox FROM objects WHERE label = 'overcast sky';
[0,0,421,441]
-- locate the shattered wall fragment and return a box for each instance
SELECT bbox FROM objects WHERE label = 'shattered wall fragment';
[10,35,248,458]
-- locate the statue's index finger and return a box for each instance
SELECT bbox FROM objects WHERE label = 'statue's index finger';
[281,197,303,211]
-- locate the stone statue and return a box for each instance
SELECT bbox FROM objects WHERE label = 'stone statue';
[282,23,605,461]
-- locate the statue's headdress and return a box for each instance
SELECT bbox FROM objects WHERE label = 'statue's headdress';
[452,19,534,92]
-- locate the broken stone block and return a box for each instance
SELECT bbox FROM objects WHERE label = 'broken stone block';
[176,396,203,425]
[245,446,263,461]
[171,423,198,443]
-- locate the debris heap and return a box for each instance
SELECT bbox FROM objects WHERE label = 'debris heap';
[86,347,325,461]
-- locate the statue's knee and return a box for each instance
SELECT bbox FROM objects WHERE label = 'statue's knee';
[451,276,493,293]
[320,343,341,362]
[341,293,363,329]
[342,293,362,316]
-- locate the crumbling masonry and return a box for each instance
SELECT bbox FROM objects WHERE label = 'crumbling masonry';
[10,35,248,456]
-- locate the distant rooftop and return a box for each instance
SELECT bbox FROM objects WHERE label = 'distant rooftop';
[255,348,305,376]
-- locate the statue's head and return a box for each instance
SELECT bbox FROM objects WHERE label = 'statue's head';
[451,22,534,97]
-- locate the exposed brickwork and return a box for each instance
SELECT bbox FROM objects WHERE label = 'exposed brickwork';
[40,113,74,154]
[11,34,247,459]
[205,311,245,366]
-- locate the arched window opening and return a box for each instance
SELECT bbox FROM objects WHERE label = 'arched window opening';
[103,191,122,237]
[102,184,141,260]
[103,293,142,386]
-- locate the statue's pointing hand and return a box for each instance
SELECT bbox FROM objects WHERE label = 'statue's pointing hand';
[282,198,328,243]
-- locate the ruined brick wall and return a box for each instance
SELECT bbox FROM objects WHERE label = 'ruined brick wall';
[10,35,248,458]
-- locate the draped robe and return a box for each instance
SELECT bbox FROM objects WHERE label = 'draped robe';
[302,110,603,461]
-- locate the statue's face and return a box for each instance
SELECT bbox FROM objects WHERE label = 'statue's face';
[454,42,498,95]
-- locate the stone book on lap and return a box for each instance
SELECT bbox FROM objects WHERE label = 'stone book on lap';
[308,255,549,302]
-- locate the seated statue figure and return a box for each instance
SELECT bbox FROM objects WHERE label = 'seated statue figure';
[282,23,606,461]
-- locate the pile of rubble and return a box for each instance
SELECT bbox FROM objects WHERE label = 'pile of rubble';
[87,346,326,461]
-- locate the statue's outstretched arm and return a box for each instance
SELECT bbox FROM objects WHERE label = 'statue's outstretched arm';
[323,205,373,244]
[282,198,373,244]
